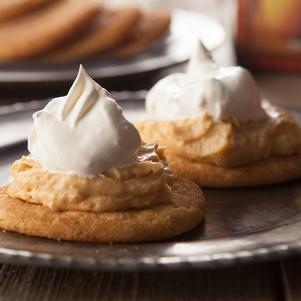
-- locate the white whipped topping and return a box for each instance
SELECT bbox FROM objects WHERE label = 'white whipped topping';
[146,42,267,122]
[28,65,141,177]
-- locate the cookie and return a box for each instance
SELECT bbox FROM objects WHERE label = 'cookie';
[44,6,141,63]
[0,177,204,242]
[167,154,301,187]
[0,0,55,22]
[110,9,171,58]
[0,0,100,61]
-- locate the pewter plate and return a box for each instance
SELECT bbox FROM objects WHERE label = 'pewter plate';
[0,10,224,84]
[1,102,301,270]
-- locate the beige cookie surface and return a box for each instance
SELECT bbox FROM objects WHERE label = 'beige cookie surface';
[110,9,171,58]
[0,0,55,22]
[0,178,204,242]
[0,0,99,61]
[167,154,301,187]
[44,6,141,63]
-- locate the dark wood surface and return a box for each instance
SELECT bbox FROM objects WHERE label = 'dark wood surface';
[1,259,298,301]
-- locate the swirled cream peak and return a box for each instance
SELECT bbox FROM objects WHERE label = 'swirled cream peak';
[28,65,141,176]
[146,42,267,122]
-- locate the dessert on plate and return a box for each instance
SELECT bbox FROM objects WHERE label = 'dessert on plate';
[136,43,301,187]
[0,66,204,242]
[0,0,171,63]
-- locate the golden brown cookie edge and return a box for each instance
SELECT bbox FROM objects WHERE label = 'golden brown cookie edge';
[167,154,301,187]
[0,178,204,242]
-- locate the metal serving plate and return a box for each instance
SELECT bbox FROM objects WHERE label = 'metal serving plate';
[1,101,301,270]
[0,10,224,84]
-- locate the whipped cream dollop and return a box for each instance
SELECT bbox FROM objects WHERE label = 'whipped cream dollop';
[146,42,267,122]
[28,66,141,176]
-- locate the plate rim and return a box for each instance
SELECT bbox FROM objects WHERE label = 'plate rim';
[0,216,301,271]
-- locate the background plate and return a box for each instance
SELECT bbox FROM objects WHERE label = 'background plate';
[1,101,301,270]
[0,10,225,84]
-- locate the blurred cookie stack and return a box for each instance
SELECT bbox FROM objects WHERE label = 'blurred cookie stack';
[0,0,171,63]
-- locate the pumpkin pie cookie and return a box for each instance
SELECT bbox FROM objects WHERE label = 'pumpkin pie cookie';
[0,66,204,242]
[137,43,301,187]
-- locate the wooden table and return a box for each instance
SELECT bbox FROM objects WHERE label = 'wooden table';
[0,257,300,300]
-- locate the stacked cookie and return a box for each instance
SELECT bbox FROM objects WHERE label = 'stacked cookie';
[0,0,171,63]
